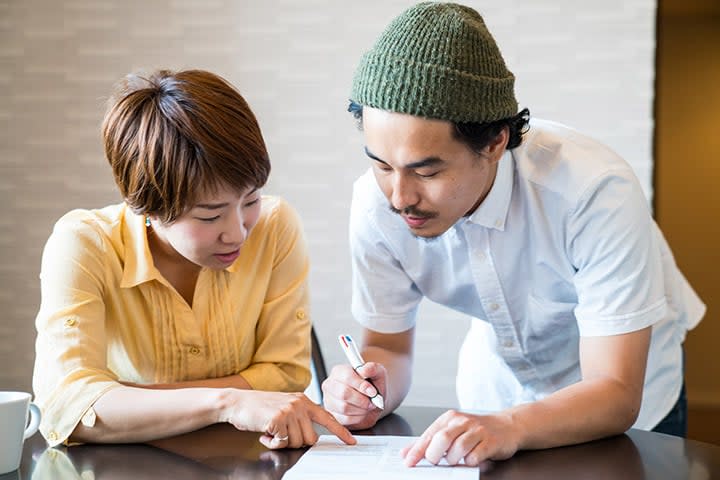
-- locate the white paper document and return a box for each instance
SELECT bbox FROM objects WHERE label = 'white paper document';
[282,435,478,479]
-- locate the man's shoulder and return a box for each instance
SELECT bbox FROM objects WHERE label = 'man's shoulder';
[513,118,637,202]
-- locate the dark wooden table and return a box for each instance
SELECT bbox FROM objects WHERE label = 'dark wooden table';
[8,406,720,479]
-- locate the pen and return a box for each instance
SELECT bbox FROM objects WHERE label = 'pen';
[338,334,385,410]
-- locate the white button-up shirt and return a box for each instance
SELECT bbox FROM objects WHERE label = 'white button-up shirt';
[349,118,705,430]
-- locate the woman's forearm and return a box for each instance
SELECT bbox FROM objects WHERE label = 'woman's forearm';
[71,386,356,449]
[70,386,229,443]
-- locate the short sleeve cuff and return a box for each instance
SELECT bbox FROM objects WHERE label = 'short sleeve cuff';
[354,311,416,334]
[576,298,668,337]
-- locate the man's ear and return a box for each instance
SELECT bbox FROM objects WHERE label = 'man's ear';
[482,126,510,164]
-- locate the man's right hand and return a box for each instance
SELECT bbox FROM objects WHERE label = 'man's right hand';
[322,362,388,430]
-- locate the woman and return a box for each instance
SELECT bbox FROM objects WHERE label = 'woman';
[32,69,354,449]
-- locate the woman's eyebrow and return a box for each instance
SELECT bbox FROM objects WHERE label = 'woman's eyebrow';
[194,202,229,210]
[193,188,259,210]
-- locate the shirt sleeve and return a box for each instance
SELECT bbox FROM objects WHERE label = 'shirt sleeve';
[568,170,668,336]
[349,175,422,333]
[32,212,121,446]
[240,200,312,392]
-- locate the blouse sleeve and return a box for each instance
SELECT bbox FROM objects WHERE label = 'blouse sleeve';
[32,211,121,446]
[239,200,312,392]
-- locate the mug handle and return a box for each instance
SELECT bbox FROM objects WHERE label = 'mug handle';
[24,403,41,440]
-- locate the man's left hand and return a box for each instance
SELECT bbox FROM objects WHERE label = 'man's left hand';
[400,409,520,467]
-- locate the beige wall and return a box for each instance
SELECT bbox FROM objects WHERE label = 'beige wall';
[656,3,720,407]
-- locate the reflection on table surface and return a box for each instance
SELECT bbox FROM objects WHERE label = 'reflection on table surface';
[14,406,720,479]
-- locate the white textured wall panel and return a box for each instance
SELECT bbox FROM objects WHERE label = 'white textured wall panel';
[0,1,656,408]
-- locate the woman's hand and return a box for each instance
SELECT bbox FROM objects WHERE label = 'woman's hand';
[219,390,356,449]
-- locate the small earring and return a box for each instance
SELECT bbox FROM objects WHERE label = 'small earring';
[145,216,151,227]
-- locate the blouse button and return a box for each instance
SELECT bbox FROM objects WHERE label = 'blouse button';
[64,318,77,327]
[296,309,306,320]
[48,431,59,441]
[189,346,201,355]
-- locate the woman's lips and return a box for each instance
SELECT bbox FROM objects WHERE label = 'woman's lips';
[215,249,240,264]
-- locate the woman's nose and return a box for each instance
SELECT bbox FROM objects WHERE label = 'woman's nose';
[220,211,248,245]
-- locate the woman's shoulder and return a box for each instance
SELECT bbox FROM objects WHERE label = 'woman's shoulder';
[258,195,303,230]
[49,203,126,251]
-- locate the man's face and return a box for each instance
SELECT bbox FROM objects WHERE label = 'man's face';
[362,107,506,238]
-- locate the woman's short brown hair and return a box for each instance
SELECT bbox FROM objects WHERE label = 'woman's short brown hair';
[103,69,270,223]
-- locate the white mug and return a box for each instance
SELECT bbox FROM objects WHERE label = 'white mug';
[0,391,41,474]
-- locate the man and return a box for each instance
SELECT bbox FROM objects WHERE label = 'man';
[322,1,705,468]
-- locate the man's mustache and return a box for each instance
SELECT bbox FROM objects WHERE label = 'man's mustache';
[389,205,438,219]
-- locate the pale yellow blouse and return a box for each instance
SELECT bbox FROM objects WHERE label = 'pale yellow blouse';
[33,196,311,446]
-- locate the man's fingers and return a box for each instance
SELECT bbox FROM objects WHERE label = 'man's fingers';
[400,441,416,458]
[354,362,380,380]
[403,434,433,466]
[323,378,375,412]
[445,430,476,465]
[403,413,454,466]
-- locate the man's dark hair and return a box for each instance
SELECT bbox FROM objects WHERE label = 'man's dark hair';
[348,101,530,153]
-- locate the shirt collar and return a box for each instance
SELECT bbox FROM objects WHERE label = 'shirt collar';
[465,151,514,231]
[120,205,163,288]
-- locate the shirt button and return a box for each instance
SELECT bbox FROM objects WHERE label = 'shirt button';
[489,303,500,311]
[502,339,514,348]
[476,252,486,261]
[189,346,201,355]
[48,431,59,441]
[64,318,77,327]
[296,309,306,320]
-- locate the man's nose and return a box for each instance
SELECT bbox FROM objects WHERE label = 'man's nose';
[391,175,419,212]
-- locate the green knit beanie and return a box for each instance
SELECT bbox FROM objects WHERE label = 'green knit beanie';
[351,2,518,124]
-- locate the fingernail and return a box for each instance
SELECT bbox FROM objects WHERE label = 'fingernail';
[365,386,377,396]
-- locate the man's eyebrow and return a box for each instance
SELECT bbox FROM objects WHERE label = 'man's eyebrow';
[194,188,259,210]
[364,146,445,169]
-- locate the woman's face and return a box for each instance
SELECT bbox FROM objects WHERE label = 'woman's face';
[148,184,262,270]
